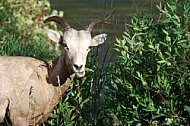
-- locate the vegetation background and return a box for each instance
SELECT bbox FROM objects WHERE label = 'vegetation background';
[0,0,189,125]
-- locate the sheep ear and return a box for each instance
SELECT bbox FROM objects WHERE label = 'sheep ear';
[47,29,62,43]
[91,34,107,46]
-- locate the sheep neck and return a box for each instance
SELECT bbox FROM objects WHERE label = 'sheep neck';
[47,51,75,92]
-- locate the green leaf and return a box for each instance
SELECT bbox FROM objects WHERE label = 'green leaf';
[184,105,190,114]
[158,60,167,64]
[85,67,94,72]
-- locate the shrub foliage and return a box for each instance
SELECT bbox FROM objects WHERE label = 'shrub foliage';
[112,0,190,125]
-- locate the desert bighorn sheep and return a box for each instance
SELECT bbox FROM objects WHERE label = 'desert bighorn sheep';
[0,16,108,125]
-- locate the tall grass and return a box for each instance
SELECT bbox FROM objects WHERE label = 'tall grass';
[0,36,58,60]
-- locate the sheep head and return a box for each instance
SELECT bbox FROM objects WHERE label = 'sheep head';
[44,16,108,77]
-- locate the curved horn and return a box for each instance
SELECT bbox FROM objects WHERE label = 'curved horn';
[86,18,110,31]
[44,16,71,30]
[86,11,114,31]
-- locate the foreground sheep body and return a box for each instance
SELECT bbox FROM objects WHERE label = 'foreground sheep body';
[0,16,107,125]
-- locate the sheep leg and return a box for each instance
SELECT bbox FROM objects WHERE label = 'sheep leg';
[0,99,9,122]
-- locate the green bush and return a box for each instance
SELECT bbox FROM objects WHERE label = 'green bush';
[112,0,190,125]
[0,0,63,43]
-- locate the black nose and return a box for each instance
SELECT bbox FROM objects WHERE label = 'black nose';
[73,64,83,70]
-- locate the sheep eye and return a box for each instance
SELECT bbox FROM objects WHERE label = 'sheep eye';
[62,43,69,51]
